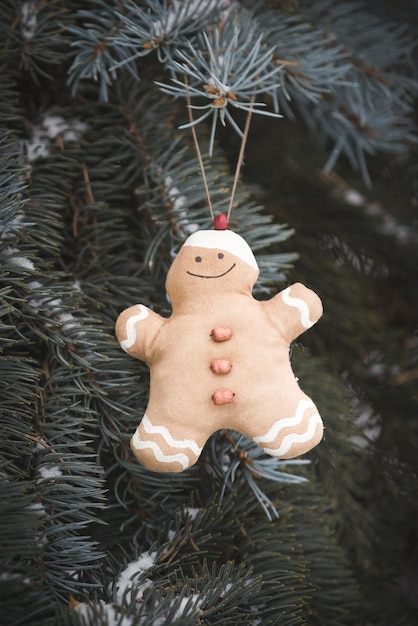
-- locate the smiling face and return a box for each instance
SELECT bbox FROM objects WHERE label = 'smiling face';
[166,230,259,307]
[186,250,236,279]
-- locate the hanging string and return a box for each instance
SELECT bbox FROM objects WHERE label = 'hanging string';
[227,94,255,222]
[185,75,214,221]
[185,75,255,225]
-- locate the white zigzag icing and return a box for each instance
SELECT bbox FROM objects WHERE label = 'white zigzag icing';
[131,430,190,470]
[263,413,322,457]
[253,399,315,444]
[142,415,202,456]
[120,304,149,351]
[281,287,314,329]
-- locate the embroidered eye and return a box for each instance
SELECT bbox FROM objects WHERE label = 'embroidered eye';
[218,253,224,259]
[195,256,202,263]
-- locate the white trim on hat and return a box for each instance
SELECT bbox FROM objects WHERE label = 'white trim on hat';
[183,230,258,270]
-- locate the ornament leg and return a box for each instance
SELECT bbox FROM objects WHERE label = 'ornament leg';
[252,399,323,459]
[130,414,203,472]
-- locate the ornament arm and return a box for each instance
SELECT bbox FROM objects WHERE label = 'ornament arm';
[115,304,165,364]
[265,282,323,344]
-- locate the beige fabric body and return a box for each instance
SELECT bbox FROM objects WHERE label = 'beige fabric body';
[116,236,323,472]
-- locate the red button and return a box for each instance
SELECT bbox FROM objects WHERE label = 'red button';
[211,359,232,374]
[211,326,232,342]
[212,389,234,405]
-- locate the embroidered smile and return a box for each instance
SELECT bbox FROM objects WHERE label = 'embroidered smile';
[187,263,236,279]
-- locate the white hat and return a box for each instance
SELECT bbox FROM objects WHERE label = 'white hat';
[183,229,258,270]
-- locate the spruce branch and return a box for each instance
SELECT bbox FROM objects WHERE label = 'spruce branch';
[0,1,72,81]
[66,0,128,101]
[158,23,282,155]
[71,559,263,625]
[67,0,222,101]
[64,0,417,178]
[245,1,353,106]
[112,0,223,62]
[69,1,283,149]
[209,431,310,521]
[303,0,418,183]
[243,0,418,182]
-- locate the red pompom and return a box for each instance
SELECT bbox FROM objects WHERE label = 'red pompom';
[213,214,228,230]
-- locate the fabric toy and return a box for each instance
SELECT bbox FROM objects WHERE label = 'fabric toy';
[115,224,324,472]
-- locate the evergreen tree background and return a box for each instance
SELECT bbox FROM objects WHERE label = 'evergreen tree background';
[1,0,417,624]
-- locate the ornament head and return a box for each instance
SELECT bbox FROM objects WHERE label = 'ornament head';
[166,229,260,306]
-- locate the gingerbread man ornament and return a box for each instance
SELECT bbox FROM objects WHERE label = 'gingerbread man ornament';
[116,223,324,472]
